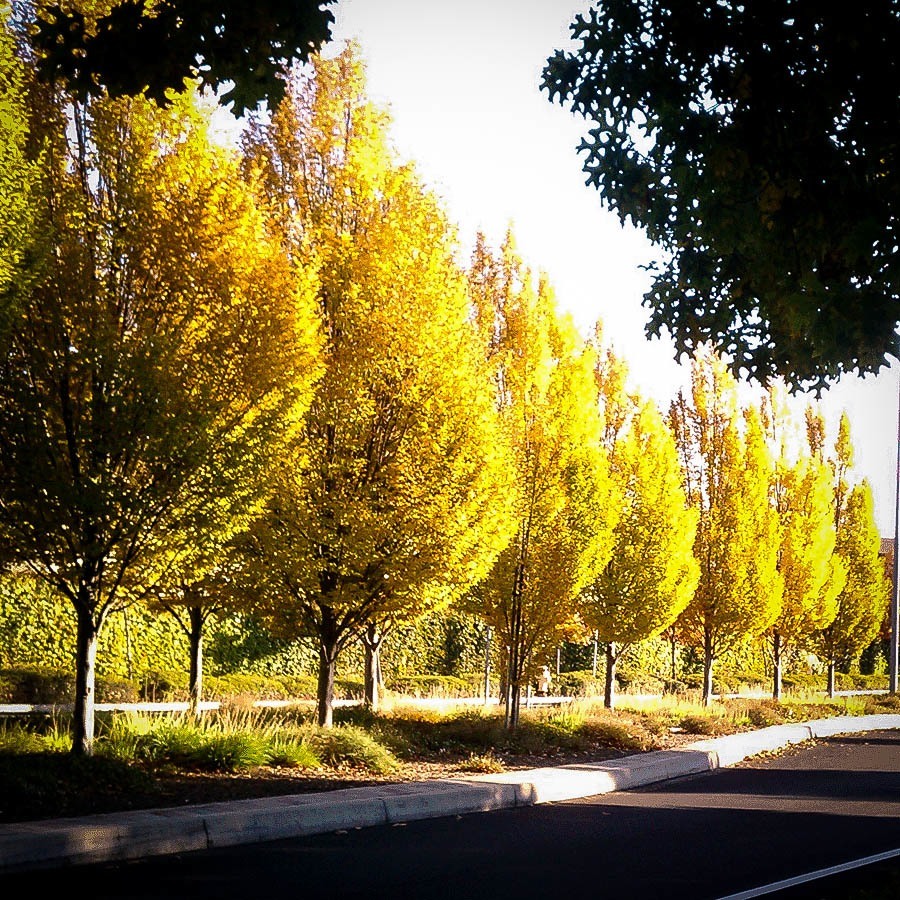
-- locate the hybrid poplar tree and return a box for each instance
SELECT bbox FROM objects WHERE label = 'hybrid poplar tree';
[0,79,322,754]
[820,483,891,694]
[809,412,890,695]
[243,46,516,727]
[769,455,843,699]
[670,346,783,705]
[471,233,619,729]
[763,390,842,699]
[580,381,699,709]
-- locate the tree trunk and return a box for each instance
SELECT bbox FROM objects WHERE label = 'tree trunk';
[188,605,204,718]
[669,627,678,683]
[362,621,383,710]
[504,569,525,730]
[827,659,836,698]
[702,627,714,707]
[317,609,341,727]
[123,608,134,681]
[772,629,783,702]
[604,641,618,709]
[72,598,101,756]
[483,625,492,704]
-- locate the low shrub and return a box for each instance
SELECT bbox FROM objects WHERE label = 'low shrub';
[138,670,187,702]
[552,669,603,697]
[732,700,791,728]
[459,751,504,773]
[679,713,724,735]
[582,717,657,751]
[868,693,900,712]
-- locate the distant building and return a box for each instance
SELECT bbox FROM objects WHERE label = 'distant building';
[880,537,895,585]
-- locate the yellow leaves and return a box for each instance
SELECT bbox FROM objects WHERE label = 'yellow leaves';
[825,481,891,657]
[776,455,840,639]
[584,397,699,646]
[240,43,517,634]
[471,232,619,659]
[4,71,326,603]
[675,345,782,655]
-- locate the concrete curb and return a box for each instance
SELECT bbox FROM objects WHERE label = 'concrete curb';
[2,714,898,873]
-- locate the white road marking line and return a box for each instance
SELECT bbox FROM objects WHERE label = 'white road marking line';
[716,847,900,899]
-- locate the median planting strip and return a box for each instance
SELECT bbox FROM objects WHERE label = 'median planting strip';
[2,714,899,873]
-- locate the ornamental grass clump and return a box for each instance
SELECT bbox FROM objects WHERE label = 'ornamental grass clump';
[307,724,400,775]
[678,712,726,736]
[0,721,47,753]
[459,751,505,773]
[193,731,271,771]
[266,735,321,769]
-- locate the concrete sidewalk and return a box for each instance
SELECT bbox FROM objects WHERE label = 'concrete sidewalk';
[2,713,898,874]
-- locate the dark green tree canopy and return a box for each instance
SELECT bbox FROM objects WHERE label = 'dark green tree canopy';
[32,0,335,115]
[543,1,899,392]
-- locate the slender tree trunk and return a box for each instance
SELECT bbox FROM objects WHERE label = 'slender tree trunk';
[188,605,204,718]
[669,627,678,683]
[827,659,836,698]
[317,609,341,727]
[772,629,782,702]
[362,621,383,709]
[505,576,526,729]
[483,625,492,704]
[375,643,383,694]
[604,642,618,709]
[72,595,101,756]
[702,627,715,707]
[123,608,134,681]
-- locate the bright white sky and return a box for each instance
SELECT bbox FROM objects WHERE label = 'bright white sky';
[319,0,898,537]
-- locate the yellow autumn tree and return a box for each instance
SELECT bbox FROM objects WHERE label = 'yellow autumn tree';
[470,232,620,728]
[0,7,36,336]
[670,345,783,705]
[580,339,699,708]
[808,412,890,695]
[0,77,322,754]
[242,45,516,726]
[763,387,843,700]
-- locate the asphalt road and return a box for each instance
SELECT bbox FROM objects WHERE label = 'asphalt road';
[3,730,899,899]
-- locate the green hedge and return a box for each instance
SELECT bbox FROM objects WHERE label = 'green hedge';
[0,667,369,705]
[679,670,768,695]
[0,666,138,704]
[385,673,488,698]
[782,671,890,692]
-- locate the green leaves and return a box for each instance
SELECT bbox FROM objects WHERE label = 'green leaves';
[32,0,336,116]
[544,1,900,391]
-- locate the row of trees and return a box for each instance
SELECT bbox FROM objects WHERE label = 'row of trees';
[0,21,890,753]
